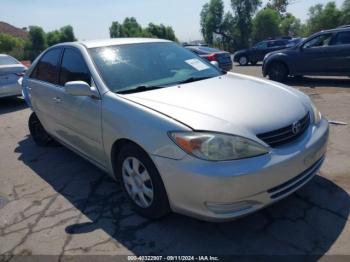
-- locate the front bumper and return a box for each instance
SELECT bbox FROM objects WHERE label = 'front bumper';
[152,118,329,222]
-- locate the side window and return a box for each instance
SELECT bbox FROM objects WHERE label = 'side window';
[332,31,350,45]
[59,49,91,86]
[303,34,333,49]
[255,42,268,49]
[31,48,61,84]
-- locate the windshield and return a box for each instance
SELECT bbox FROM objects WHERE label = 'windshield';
[89,42,222,93]
[0,55,20,66]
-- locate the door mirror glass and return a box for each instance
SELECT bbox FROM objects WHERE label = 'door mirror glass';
[65,81,92,96]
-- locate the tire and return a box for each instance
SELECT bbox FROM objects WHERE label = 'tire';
[250,59,258,66]
[116,143,170,219]
[268,62,288,82]
[238,56,248,66]
[28,112,58,147]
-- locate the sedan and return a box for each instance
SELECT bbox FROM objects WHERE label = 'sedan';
[0,54,27,98]
[22,38,329,221]
[185,45,233,71]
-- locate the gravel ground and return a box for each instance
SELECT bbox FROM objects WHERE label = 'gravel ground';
[0,65,349,261]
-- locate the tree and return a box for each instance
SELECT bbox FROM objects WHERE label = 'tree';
[46,26,76,46]
[24,26,47,61]
[0,33,25,59]
[110,21,124,38]
[200,0,225,45]
[280,12,302,37]
[341,0,350,24]
[305,2,342,35]
[267,0,289,14]
[46,30,61,46]
[145,23,177,41]
[110,17,178,41]
[252,7,281,42]
[231,0,262,47]
[121,17,143,37]
[59,25,76,42]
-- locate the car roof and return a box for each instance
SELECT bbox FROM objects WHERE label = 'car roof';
[318,27,350,34]
[77,38,171,48]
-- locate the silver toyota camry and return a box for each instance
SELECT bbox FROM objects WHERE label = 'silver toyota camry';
[22,38,329,222]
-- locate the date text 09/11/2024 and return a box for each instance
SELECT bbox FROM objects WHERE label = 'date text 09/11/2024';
[127,255,220,261]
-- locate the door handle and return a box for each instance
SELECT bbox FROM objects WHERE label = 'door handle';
[52,97,62,103]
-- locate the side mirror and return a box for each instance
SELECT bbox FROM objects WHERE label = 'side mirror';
[65,81,93,97]
[210,61,219,68]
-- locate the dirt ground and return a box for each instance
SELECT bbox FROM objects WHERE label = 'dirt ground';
[0,65,349,261]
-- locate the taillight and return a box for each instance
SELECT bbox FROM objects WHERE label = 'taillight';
[206,53,217,61]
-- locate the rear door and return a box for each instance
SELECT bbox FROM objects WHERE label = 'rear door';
[250,41,268,61]
[329,31,350,74]
[54,47,105,166]
[27,48,63,134]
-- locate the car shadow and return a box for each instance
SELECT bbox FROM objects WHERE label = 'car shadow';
[0,97,27,115]
[285,76,350,89]
[15,136,350,257]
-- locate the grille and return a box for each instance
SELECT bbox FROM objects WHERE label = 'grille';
[267,156,324,199]
[257,112,310,147]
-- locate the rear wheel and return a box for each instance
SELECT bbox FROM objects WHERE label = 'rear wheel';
[268,62,288,82]
[28,112,58,147]
[116,143,170,219]
[238,56,248,66]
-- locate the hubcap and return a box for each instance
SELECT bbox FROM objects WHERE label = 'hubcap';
[239,57,247,65]
[122,157,154,208]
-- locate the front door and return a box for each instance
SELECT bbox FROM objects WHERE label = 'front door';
[294,33,334,75]
[54,47,105,166]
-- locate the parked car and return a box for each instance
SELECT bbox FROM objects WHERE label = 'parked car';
[233,39,291,66]
[0,54,27,98]
[23,38,329,222]
[263,26,350,82]
[185,46,233,71]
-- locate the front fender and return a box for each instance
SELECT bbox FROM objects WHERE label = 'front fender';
[263,53,290,76]
[101,92,190,175]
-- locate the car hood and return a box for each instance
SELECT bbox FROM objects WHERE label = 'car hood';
[234,49,249,55]
[123,73,309,139]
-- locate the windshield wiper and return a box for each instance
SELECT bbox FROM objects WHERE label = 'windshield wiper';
[117,85,165,94]
[175,76,214,85]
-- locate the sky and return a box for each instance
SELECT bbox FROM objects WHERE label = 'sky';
[0,0,346,42]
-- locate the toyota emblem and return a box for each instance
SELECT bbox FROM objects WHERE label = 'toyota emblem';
[292,121,301,135]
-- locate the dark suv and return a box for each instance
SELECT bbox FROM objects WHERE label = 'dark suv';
[233,39,291,66]
[263,26,350,82]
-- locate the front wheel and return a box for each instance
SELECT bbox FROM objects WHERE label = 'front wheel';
[116,143,170,219]
[28,112,58,147]
[268,62,288,82]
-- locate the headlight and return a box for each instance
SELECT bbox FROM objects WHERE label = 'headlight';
[310,100,322,125]
[169,132,269,161]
